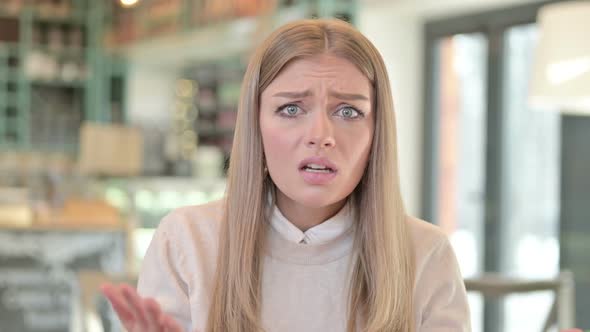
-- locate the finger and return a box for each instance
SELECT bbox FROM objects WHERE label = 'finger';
[143,298,163,330]
[100,283,135,323]
[160,314,184,332]
[120,284,149,329]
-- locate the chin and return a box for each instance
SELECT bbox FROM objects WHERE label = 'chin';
[287,186,348,209]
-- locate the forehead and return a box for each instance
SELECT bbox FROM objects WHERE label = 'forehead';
[262,54,372,97]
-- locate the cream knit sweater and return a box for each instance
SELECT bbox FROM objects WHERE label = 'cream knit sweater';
[137,199,471,332]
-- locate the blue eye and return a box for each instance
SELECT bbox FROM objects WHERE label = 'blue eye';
[336,106,362,119]
[278,104,301,117]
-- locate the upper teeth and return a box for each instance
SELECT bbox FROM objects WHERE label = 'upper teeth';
[306,163,328,170]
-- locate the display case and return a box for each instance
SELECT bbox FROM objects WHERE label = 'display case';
[98,176,225,265]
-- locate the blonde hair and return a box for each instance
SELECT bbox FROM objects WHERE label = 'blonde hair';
[206,19,415,332]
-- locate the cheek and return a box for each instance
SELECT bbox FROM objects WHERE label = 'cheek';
[260,122,295,166]
[354,137,373,173]
[342,126,373,166]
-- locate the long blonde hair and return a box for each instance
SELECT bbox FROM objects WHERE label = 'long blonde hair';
[206,19,415,332]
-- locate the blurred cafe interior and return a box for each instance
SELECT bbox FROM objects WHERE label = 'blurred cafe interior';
[0,0,588,331]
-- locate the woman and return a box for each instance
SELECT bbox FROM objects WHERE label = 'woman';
[102,18,470,332]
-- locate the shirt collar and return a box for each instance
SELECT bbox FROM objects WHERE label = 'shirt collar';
[268,195,354,245]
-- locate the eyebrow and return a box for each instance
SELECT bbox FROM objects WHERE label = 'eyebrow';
[330,91,370,101]
[272,90,369,101]
[273,90,312,99]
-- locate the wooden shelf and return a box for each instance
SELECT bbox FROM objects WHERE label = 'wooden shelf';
[30,78,86,88]
[2,91,18,107]
[0,67,20,80]
[0,42,19,53]
[31,12,86,25]
[4,117,18,130]
[31,143,79,156]
[0,1,122,151]
[0,221,126,232]
[32,46,85,58]
[117,5,309,66]
[0,9,86,24]
[0,10,18,20]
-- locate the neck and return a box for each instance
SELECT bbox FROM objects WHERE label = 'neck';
[275,192,347,232]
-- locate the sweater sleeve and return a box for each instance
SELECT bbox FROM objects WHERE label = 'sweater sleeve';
[137,213,191,331]
[416,237,471,332]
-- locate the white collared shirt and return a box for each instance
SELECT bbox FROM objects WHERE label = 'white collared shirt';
[269,201,354,245]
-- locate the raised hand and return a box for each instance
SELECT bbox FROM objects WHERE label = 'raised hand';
[101,283,185,332]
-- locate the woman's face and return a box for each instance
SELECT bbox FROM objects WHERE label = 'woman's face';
[260,54,374,209]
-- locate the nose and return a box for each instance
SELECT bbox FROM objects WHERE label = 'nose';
[306,112,335,148]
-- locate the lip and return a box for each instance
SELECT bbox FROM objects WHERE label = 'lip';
[298,156,338,185]
[298,156,338,172]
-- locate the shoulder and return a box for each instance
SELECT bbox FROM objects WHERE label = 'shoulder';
[142,199,225,279]
[406,216,456,275]
[406,216,449,257]
[155,199,225,249]
[137,200,225,328]
[406,217,471,329]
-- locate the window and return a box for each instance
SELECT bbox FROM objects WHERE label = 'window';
[423,3,562,331]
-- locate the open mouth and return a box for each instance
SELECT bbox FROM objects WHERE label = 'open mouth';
[298,158,338,185]
[301,163,336,173]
